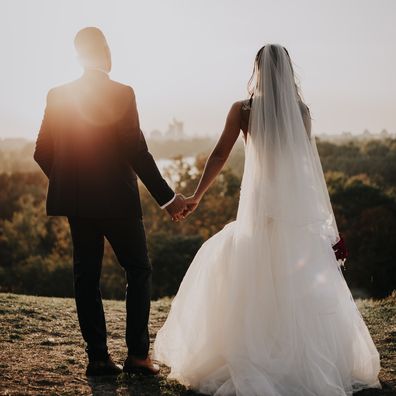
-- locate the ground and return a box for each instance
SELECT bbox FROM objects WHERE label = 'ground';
[0,292,395,396]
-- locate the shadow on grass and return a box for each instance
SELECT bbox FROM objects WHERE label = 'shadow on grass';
[86,375,395,396]
[354,380,395,396]
[87,372,205,396]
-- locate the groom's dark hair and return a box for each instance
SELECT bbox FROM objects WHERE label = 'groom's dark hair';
[74,27,110,69]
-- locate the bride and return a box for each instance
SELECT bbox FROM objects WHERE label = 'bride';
[154,44,381,396]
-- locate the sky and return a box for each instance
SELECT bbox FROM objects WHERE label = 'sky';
[0,0,395,139]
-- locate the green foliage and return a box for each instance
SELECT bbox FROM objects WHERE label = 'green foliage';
[0,138,395,299]
[0,172,47,220]
[318,138,396,191]
[331,179,396,298]
[148,233,204,299]
[0,193,73,296]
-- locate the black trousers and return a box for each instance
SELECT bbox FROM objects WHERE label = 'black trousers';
[67,216,152,362]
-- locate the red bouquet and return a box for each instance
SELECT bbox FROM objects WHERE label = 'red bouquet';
[332,235,348,261]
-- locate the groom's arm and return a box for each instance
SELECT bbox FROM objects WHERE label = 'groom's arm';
[132,128,176,207]
[34,89,55,178]
[121,86,175,207]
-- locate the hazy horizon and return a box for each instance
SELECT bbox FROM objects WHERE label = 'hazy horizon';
[1,0,395,139]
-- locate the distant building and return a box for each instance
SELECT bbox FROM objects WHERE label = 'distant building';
[149,129,163,140]
[362,129,371,137]
[341,131,353,139]
[166,118,184,139]
[379,129,389,138]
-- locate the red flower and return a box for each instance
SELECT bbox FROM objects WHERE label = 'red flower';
[332,235,348,261]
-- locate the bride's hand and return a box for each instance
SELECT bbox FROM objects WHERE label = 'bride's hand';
[182,195,200,219]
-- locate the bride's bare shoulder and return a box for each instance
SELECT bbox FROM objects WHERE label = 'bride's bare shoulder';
[225,101,245,123]
[235,99,251,134]
[230,100,245,111]
[229,99,251,119]
[233,99,251,112]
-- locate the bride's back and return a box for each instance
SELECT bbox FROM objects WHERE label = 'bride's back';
[239,97,312,139]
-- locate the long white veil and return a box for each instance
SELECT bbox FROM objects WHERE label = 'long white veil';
[236,44,339,245]
[154,45,380,396]
[154,44,381,395]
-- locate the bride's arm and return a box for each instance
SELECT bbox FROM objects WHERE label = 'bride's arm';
[186,102,242,210]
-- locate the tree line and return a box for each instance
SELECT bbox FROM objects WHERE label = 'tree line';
[0,138,395,299]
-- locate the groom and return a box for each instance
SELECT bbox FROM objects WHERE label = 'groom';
[34,27,186,376]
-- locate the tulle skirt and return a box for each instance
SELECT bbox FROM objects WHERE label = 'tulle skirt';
[154,220,381,396]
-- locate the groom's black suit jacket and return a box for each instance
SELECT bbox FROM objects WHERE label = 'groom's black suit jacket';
[34,70,174,218]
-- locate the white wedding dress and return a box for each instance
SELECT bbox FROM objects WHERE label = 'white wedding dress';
[154,45,381,396]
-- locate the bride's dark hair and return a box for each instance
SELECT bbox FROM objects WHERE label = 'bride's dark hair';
[247,45,303,103]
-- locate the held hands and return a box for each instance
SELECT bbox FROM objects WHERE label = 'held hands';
[165,194,201,222]
[165,194,187,222]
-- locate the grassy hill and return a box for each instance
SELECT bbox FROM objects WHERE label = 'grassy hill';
[0,292,395,395]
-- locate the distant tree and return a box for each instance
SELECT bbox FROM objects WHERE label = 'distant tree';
[0,194,73,296]
[331,177,396,297]
[1,138,396,299]
[0,172,47,220]
[148,233,204,299]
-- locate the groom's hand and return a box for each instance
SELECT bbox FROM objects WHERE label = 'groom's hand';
[166,194,187,222]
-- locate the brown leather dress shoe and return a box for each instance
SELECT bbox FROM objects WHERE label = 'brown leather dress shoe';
[85,355,123,377]
[123,355,160,376]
